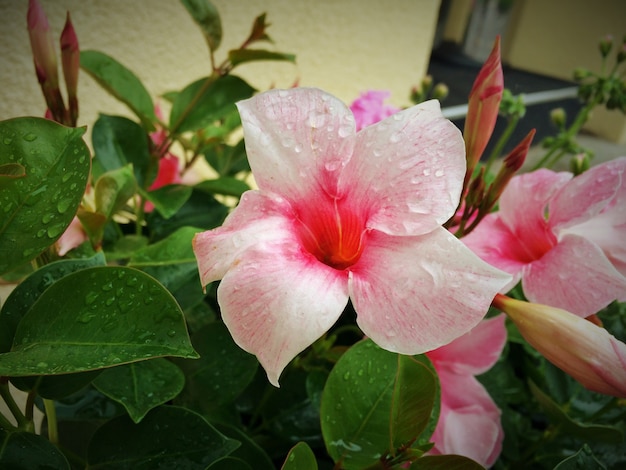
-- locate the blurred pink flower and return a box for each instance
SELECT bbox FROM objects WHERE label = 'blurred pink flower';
[494,295,626,397]
[144,156,182,213]
[193,87,511,386]
[56,216,87,256]
[463,160,626,317]
[349,90,400,132]
[426,315,506,467]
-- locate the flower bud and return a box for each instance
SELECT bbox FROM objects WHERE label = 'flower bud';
[569,152,591,176]
[60,12,80,125]
[432,83,449,101]
[550,107,567,128]
[599,34,613,58]
[493,295,626,398]
[573,67,592,81]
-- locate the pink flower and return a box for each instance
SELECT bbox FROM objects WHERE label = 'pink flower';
[144,156,182,212]
[193,88,511,386]
[56,216,87,256]
[463,161,626,317]
[349,90,400,132]
[426,315,506,467]
[493,295,626,397]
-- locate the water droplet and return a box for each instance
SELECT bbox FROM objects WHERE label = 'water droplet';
[102,282,114,291]
[57,198,73,214]
[105,296,116,306]
[36,228,47,238]
[3,137,13,145]
[343,371,350,380]
[46,223,65,238]
[435,169,445,177]
[126,276,138,287]
[84,291,98,305]
[389,132,402,143]
[167,329,176,337]
[143,296,153,305]
[102,319,118,332]
[23,133,37,142]
[36,361,48,368]
[78,155,86,164]
[423,168,431,176]
[61,172,72,183]
[42,213,55,224]
[78,312,97,323]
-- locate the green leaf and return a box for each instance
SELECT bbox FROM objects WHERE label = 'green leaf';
[146,189,228,241]
[208,457,252,470]
[281,442,318,470]
[320,339,438,470]
[181,0,222,52]
[214,424,275,470]
[91,114,153,186]
[202,139,250,177]
[11,370,102,400]
[93,358,185,423]
[104,234,149,261]
[174,322,258,413]
[195,177,250,197]
[0,252,106,353]
[0,163,26,185]
[140,184,193,219]
[0,117,90,275]
[95,165,138,219]
[228,49,296,67]
[169,75,255,134]
[0,429,70,470]
[0,266,198,376]
[410,454,485,469]
[553,444,607,470]
[128,226,201,292]
[86,405,239,469]
[80,51,157,129]
[529,380,623,443]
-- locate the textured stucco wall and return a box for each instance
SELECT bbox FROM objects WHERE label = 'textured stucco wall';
[0,0,441,133]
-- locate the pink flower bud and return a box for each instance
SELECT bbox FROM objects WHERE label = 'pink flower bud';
[61,12,79,125]
[493,295,626,397]
[27,0,58,88]
[464,36,504,173]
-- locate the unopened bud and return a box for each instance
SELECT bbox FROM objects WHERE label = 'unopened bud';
[432,83,448,101]
[550,107,567,128]
[421,74,433,90]
[599,34,613,58]
[569,153,591,175]
[573,67,592,81]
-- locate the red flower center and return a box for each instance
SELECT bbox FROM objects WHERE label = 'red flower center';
[296,197,366,270]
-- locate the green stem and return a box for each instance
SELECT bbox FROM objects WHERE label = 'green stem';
[0,381,28,428]
[43,399,58,445]
[484,114,520,174]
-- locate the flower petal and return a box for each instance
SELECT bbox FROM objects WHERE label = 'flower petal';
[427,314,506,375]
[218,242,349,386]
[522,234,626,317]
[236,88,356,201]
[350,227,511,354]
[193,190,297,287]
[550,157,626,230]
[341,100,465,236]
[499,169,572,243]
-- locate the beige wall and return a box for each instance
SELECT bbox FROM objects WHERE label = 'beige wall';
[502,0,626,143]
[0,0,441,132]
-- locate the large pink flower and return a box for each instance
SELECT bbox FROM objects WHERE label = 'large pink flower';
[426,315,506,467]
[463,162,626,317]
[193,88,511,386]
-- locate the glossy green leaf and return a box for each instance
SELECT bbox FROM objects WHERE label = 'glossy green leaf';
[91,115,153,186]
[105,234,149,261]
[95,165,137,219]
[281,442,318,470]
[529,380,623,443]
[80,51,157,129]
[181,0,222,52]
[169,75,255,134]
[140,184,193,219]
[203,139,249,177]
[0,429,70,470]
[0,117,90,275]
[228,49,296,67]
[86,406,239,469]
[128,226,201,293]
[174,322,258,413]
[93,358,185,423]
[208,457,252,470]
[11,370,102,400]
[320,339,438,470]
[0,266,198,376]
[553,444,607,469]
[410,454,485,469]
[214,424,275,470]
[146,189,228,241]
[195,176,250,197]
[0,252,106,353]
